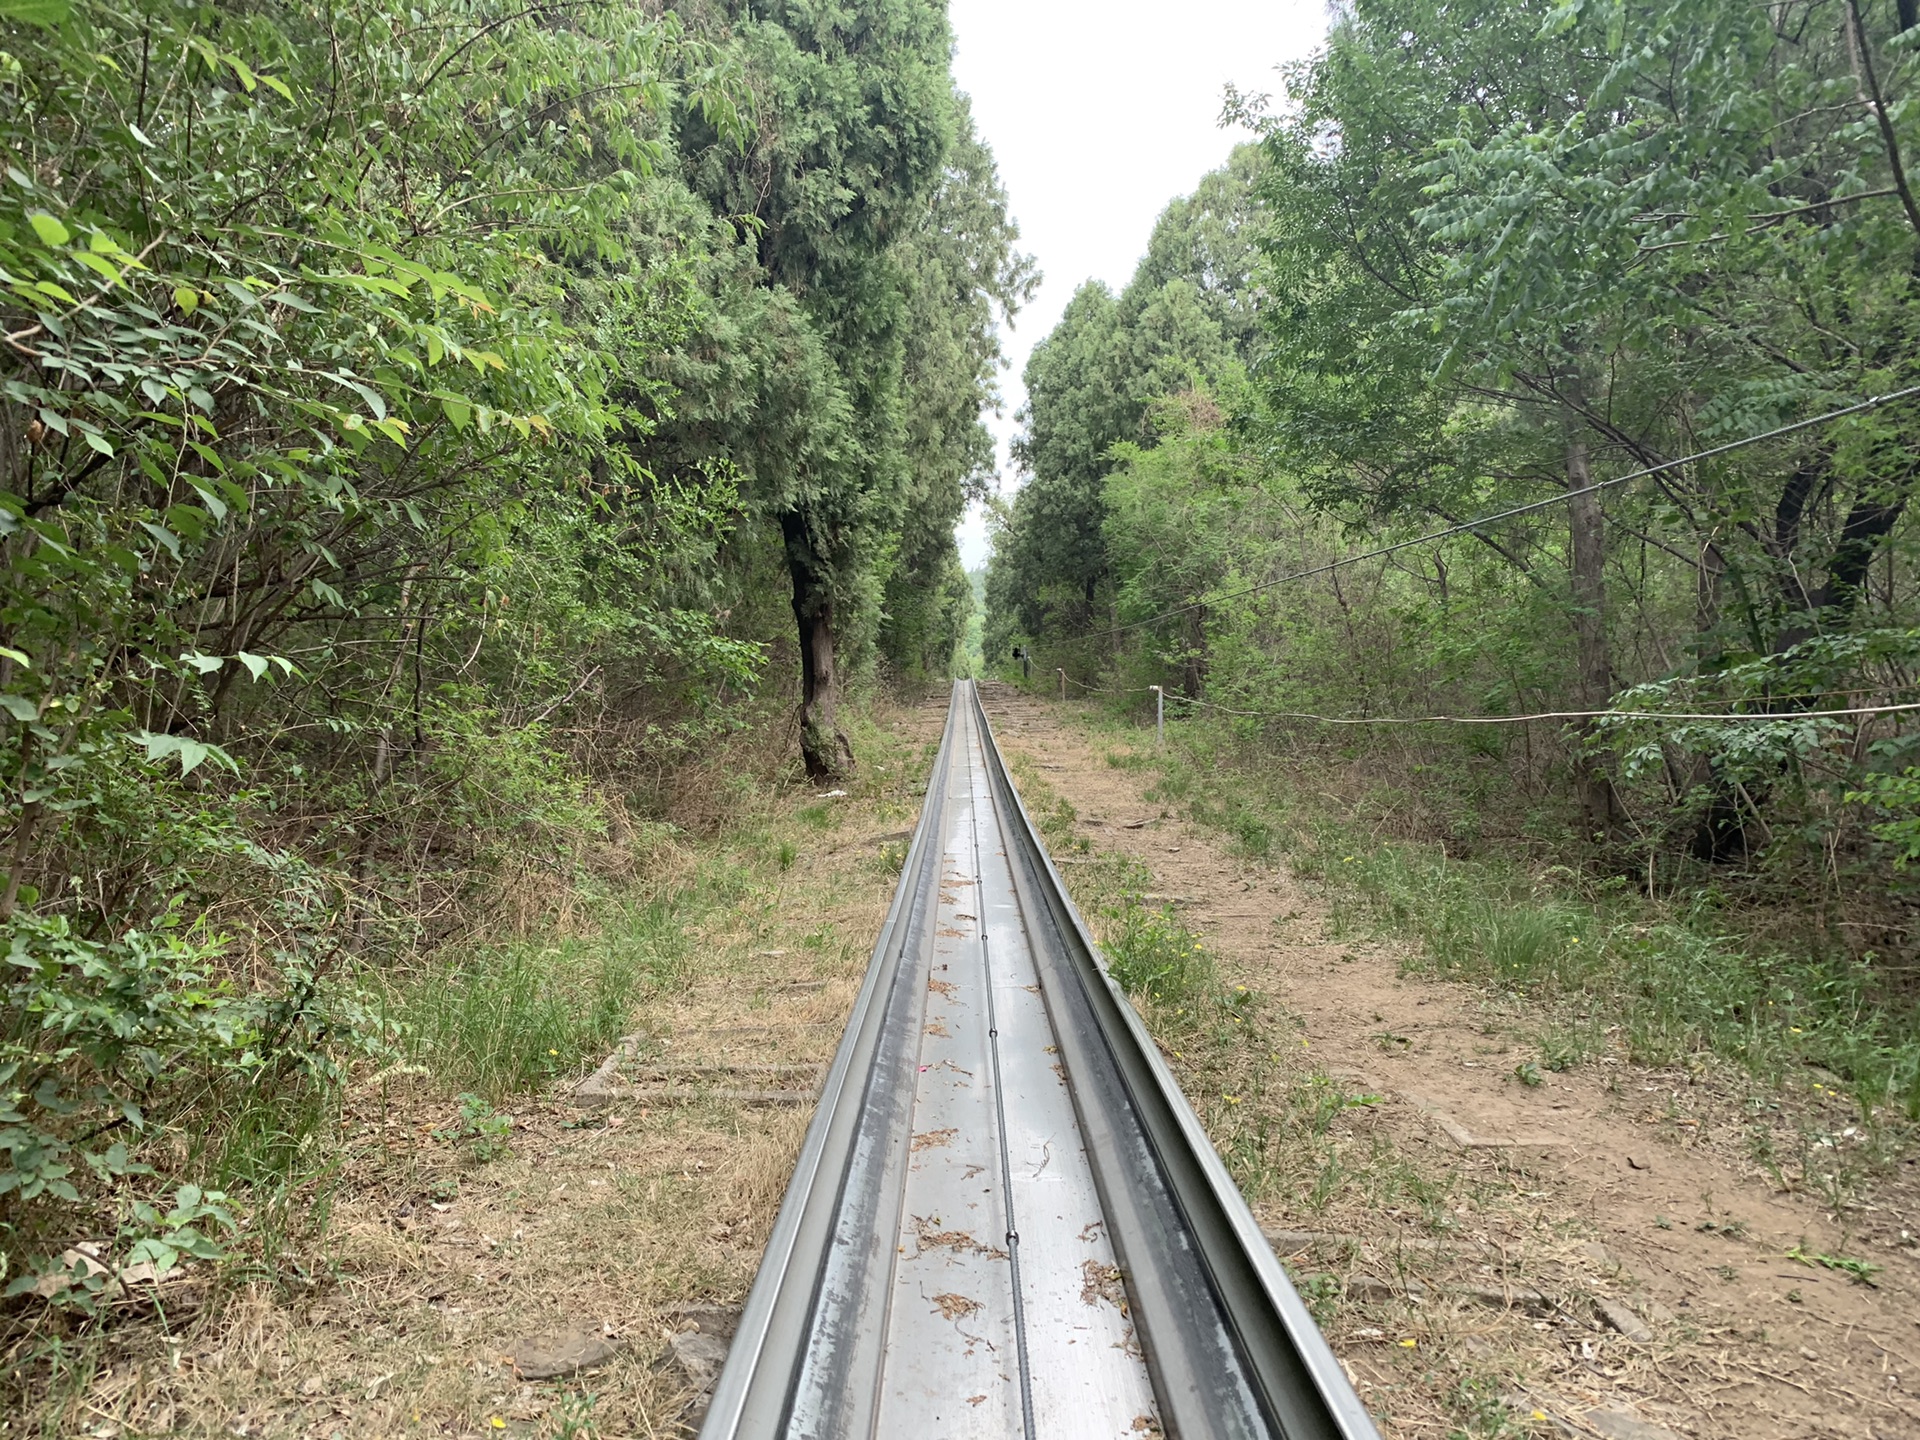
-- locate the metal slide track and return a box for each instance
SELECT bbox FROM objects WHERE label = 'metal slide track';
[701,682,1380,1440]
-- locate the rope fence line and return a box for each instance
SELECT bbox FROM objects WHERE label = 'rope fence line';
[1060,383,1920,645]
[1040,671,1920,727]
[1160,693,1920,727]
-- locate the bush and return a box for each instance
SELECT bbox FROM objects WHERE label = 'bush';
[0,897,383,1298]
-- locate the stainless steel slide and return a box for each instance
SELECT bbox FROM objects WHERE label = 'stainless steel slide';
[700,682,1380,1440]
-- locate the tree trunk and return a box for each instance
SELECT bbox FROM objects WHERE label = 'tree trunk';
[1182,605,1206,698]
[1566,425,1621,840]
[783,514,854,781]
[1813,490,1909,620]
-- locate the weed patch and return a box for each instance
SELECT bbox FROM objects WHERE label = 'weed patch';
[1102,902,1216,1005]
[1147,721,1920,1127]
[395,900,685,1100]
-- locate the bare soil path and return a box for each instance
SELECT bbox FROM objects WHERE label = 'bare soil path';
[979,681,1920,1440]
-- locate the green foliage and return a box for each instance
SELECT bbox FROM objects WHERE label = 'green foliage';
[8,1183,235,1311]
[2,915,231,1207]
[1162,730,1920,1119]
[1848,766,1920,867]
[1100,902,1214,1006]
[0,0,1018,1290]
[438,1094,513,1163]
[994,0,1920,1074]
[656,2,1028,766]
[0,877,378,1280]
[1786,1245,1883,1287]
[397,901,687,1101]
[989,148,1258,660]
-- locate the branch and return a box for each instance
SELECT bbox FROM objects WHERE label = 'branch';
[1632,187,1899,254]
[1846,0,1920,236]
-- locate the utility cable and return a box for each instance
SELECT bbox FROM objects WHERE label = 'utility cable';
[1040,674,1920,726]
[1060,672,1154,696]
[1066,384,1920,644]
[1052,672,1920,725]
[1158,692,1920,726]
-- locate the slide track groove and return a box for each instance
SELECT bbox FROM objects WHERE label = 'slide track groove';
[700,682,1381,1440]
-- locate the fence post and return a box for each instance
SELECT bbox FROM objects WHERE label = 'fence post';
[1058,668,1066,702]
[1150,685,1163,747]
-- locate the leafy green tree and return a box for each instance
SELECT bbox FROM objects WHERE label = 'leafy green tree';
[881,111,1035,683]
[990,149,1261,662]
[1245,0,1920,841]
[994,282,1127,642]
[665,0,971,774]
[0,0,751,1281]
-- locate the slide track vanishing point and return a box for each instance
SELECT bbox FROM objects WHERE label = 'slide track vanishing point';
[701,681,1381,1440]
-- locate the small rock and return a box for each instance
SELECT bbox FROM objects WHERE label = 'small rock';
[661,1329,730,1391]
[666,1302,742,1340]
[504,1325,623,1381]
[1594,1297,1654,1342]
[1580,1241,1622,1269]
[1582,1406,1686,1440]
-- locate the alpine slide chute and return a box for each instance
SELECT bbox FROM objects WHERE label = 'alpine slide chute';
[700,682,1380,1440]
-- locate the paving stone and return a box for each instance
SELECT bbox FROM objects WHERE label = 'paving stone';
[663,1329,730,1390]
[1594,1297,1654,1342]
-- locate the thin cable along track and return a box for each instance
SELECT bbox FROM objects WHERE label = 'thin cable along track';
[701,682,1381,1440]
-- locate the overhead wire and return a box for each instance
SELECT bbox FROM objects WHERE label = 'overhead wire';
[1048,674,1920,726]
[1065,383,1920,645]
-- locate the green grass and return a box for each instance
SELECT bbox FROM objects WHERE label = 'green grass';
[387,694,928,1104]
[1141,722,1920,1125]
[1102,901,1217,1005]
[395,897,688,1100]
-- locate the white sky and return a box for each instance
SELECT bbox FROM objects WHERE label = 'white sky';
[948,0,1330,569]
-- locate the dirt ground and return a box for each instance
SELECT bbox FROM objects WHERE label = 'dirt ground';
[979,681,1920,1440]
[20,684,1916,1439]
[6,701,953,1440]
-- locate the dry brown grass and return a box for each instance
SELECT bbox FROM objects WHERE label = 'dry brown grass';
[3,694,949,1440]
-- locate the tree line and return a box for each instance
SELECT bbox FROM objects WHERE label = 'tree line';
[991,0,1920,934]
[0,0,1024,1297]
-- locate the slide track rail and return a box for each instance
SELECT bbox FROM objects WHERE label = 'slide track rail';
[700,682,1380,1440]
